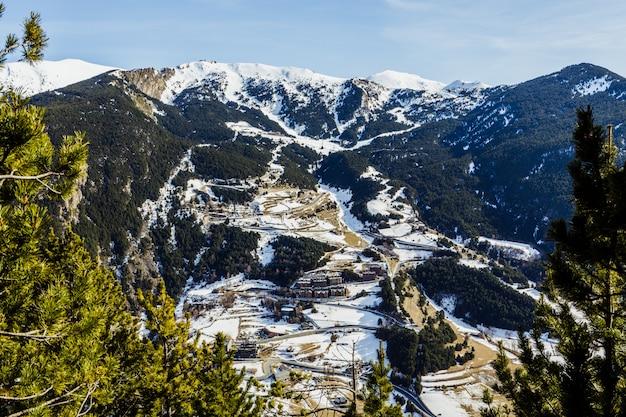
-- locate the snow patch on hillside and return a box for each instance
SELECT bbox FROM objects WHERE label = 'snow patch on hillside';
[319,185,366,233]
[0,59,117,96]
[140,148,194,230]
[478,237,541,261]
[572,75,613,96]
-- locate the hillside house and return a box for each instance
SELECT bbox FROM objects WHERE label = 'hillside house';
[292,270,347,299]
[234,341,258,359]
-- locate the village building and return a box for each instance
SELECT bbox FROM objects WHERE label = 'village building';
[292,270,347,299]
[363,262,389,279]
[234,341,258,359]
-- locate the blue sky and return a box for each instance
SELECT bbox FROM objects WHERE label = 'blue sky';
[3,0,626,86]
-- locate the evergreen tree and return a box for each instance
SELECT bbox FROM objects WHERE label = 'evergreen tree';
[0,2,47,64]
[130,280,264,417]
[0,83,136,416]
[133,279,200,416]
[193,333,265,417]
[493,106,626,416]
[480,388,511,417]
[0,228,138,417]
[362,342,402,417]
[0,7,266,417]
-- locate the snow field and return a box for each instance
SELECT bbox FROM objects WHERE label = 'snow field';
[306,304,383,328]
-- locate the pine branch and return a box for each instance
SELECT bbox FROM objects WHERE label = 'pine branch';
[6,385,82,417]
[0,40,21,60]
[0,329,64,342]
[0,12,47,64]
[75,383,98,417]
[0,171,63,194]
[0,385,53,401]
[0,171,61,182]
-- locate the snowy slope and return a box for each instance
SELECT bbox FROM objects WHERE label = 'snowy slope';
[159,61,485,106]
[0,59,118,96]
[444,79,490,92]
[156,60,490,141]
[0,58,490,141]
[368,69,446,91]
[160,60,346,105]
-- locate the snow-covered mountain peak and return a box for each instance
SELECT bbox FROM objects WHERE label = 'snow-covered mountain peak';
[368,70,446,92]
[154,60,492,141]
[0,58,490,143]
[444,80,490,92]
[0,59,118,96]
[232,62,345,84]
[160,60,346,105]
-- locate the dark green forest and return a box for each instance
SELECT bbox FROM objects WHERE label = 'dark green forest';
[377,311,474,378]
[408,258,536,330]
[253,235,335,287]
[191,137,273,181]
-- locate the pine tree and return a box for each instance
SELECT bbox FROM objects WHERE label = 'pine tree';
[0,6,266,417]
[0,228,139,417]
[0,84,138,417]
[130,280,265,417]
[132,279,199,416]
[362,342,403,417]
[493,106,626,416]
[0,9,140,412]
[193,333,265,417]
[480,388,511,417]
[0,2,47,64]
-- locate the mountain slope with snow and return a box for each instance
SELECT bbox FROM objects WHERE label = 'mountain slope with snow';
[25,59,626,263]
[135,60,491,143]
[0,58,491,144]
[0,59,118,96]
[368,69,447,91]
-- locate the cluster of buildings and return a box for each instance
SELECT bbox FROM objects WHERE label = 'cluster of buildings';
[361,263,388,281]
[292,271,347,298]
[291,263,388,299]
[234,340,258,359]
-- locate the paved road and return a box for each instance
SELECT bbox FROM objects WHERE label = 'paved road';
[253,358,436,417]
[256,324,379,344]
[254,356,351,381]
[393,384,438,417]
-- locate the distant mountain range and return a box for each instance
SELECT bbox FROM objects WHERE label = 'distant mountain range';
[7,58,626,297]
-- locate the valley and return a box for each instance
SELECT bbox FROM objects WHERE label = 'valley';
[5,58,618,416]
[144,121,534,416]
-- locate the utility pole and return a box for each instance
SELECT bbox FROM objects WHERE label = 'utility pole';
[351,341,357,404]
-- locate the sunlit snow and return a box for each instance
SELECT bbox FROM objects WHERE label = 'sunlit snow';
[478,236,541,261]
[0,59,117,96]
[368,70,446,91]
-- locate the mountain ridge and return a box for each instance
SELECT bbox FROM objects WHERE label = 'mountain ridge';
[1,58,490,98]
[22,58,626,302]
[4,59,616,105]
